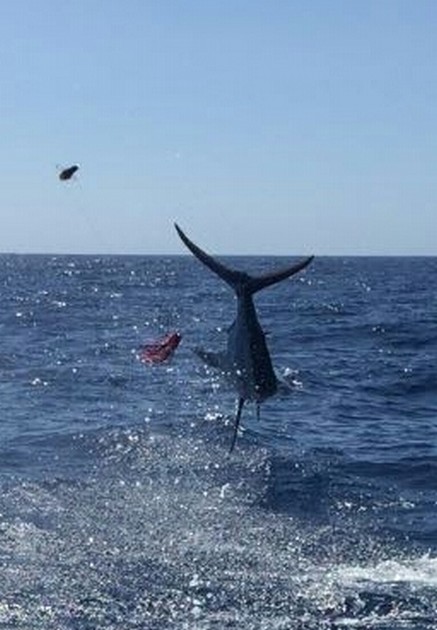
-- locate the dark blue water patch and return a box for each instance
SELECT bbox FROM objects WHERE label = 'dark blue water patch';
[344,456,437,488]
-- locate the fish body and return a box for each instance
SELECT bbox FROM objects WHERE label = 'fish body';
[175,223,313,450]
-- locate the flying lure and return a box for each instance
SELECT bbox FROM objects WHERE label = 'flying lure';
[59,165,79,181]
[139,332,182,365]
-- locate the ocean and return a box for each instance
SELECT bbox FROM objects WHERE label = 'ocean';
[0,253,436,629]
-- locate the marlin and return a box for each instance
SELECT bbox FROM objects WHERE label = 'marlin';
[175,223,314,452]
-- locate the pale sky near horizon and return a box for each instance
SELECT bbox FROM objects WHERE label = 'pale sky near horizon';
[1,1,437,255]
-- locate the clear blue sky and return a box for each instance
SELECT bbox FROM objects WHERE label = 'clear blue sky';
[1,1,436,255]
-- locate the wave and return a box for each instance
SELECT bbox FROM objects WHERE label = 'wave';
[1,423,436,629]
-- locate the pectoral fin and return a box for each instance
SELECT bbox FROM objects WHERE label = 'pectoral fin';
[194,348,228,371]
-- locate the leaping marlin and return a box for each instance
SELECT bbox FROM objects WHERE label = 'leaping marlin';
[175,223,314,452]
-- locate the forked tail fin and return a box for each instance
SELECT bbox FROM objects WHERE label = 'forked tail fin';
[175,223,243,288]
[175,223,313,294]
[247,255,314,294]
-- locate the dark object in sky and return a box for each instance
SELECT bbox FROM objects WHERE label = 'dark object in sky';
[175,223,314,452]
[139,332,182,365]
[59,165,79,181]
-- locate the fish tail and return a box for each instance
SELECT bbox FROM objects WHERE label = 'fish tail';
[175,223,243,288]
[175,223,313,294]
[247,255,314,295]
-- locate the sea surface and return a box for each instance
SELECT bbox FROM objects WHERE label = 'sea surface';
[1,254,437,629]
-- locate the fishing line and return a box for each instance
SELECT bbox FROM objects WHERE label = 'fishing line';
[58,172,113,254]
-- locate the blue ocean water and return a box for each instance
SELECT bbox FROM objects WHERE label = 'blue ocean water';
[1,253,437,629]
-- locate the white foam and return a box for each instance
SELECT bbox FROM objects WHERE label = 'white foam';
[334,554,437,588]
